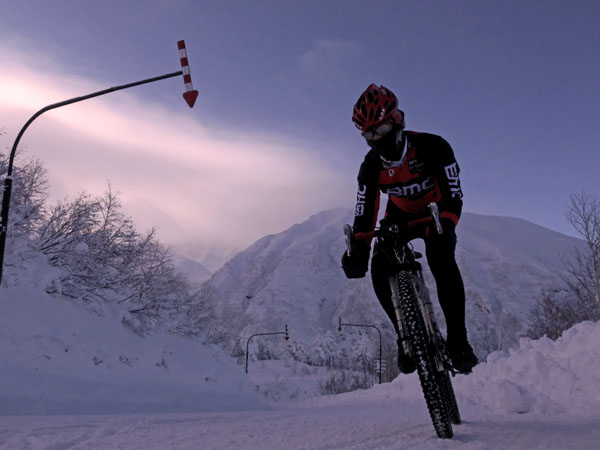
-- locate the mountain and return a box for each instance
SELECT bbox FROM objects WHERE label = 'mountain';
[171,253,212,287]
[453,213,581,352]
[200,208,583,358]
[172,240,241,273]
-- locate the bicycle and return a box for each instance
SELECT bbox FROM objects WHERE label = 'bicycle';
[344,203,461,439]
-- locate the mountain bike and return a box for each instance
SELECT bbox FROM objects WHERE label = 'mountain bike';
[344,203,460,439]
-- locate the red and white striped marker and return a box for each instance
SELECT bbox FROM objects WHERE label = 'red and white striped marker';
[177,40,198,108]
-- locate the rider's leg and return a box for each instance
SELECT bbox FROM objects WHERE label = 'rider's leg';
[423,226,466,339]
[424,228,478,373]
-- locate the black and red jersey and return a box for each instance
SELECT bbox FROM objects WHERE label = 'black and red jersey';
[353,131,463,236]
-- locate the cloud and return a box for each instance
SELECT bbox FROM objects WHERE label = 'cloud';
[280,38,364,91]
[0,42,352,253]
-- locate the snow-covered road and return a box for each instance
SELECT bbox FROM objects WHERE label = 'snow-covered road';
[2,401,599,450]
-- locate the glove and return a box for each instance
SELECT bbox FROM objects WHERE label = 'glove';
[441,217,456,233]
[341,243,370,279]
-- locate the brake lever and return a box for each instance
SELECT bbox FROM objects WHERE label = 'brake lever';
[428,203,443,234]
[343,224,353,256]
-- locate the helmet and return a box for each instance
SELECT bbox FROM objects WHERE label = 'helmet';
[352,84,404,133]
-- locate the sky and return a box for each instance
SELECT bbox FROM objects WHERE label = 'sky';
[1,0,599,262]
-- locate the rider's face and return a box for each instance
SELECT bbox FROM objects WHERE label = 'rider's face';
[368,127,404,160]
[362,120,394,141]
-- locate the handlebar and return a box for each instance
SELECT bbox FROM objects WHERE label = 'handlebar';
[345,203,443,253]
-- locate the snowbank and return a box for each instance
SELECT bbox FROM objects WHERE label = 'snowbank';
[293,320,600,420]
[0,285,268,415]
[455,321,600,416]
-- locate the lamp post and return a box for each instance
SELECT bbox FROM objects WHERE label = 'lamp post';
[245,325,289,374]
[338,317,383,384]
[0,40,198,284]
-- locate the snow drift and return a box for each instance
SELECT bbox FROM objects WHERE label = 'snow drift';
[0,284,267,415]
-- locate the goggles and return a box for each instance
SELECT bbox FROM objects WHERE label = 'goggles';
[361,121,394,141]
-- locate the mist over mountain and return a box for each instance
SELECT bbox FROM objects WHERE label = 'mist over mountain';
[172,240,241,273]
[171,253,212,287]
[200,208,583,358]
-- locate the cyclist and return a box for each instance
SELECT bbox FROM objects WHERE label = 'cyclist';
[342,84,478,374]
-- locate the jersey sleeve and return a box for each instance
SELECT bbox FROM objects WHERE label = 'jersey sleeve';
[426,134,463,225]
[430,135,463,225]
[352,153,380,239]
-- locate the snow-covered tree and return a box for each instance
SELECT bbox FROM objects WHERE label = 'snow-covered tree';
[2,151,197,337]
[565,190,600,310]
[0,150,48,238]
[37,185,196,335]
[350,332,375,374]
[529,190,600,339]
[311,331,339,367]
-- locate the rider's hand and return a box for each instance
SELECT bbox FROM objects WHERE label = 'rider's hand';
[441,217,456,233]
[341,243,370,279]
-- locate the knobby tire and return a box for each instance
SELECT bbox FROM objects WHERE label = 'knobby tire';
[393,271,453,439]
[437,369,461,424]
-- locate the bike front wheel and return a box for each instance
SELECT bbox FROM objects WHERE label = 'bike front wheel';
[437,369,461,425]
[393,271,454,439]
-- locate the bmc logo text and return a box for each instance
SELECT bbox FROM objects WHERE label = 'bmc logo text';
[355,184,367,216]
[444,163,462,199]
[386,177,435,199]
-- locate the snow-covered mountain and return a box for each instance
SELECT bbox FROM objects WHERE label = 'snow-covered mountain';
[200,208,583,358]
[172,240,241,273]
[171,253,212,286]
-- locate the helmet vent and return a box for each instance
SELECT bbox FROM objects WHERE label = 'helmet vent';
[352,84,400,131]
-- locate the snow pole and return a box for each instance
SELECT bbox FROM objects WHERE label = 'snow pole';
[178,40,199,108]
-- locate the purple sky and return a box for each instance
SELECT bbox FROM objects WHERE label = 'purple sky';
[1,0,599,259]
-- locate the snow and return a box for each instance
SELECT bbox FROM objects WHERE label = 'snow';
[1,210,599,449]
[0,284,267,416]
[1,297,599,450]
[2,319,600,449]
[458,322,600,416]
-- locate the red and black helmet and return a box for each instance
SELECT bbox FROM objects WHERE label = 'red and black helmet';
[352,84,404,133]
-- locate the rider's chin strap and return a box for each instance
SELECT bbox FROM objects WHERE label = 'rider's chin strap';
[379,130,408,169]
